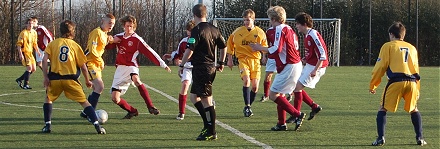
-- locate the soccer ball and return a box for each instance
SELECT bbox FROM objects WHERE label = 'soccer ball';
[95,109,108,124]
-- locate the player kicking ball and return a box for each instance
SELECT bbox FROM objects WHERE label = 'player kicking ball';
[106,15,170,119]
[41,20,105,134]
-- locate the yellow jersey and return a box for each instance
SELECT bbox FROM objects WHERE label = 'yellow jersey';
[45,38,87,76]
[85,27,109,67]
[370,40,420,90]
[17,29,38,53]
[227,26,268,59]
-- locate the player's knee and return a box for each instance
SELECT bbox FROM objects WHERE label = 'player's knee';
[182,80,190,87]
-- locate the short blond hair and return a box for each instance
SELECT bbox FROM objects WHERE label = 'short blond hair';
[266,6,286,24]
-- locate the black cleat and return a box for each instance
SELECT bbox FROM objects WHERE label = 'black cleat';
[123,110,139,119]
[372,137,385,146]
[176,113,185,120]
[22,85,32,89]
[41,125,51,133]
[243,106,253,117]
[417,138,427,146]
[260,95,269,102]
[196,128,217,141]
[308,106,322,120]
[271,123,287,131]
[94,124,106,134]
[285,116,297,123]
[15,79,23,88]
[148,107,160,115]
[293,112,306,131]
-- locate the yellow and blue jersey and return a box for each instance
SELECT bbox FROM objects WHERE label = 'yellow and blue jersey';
[370,40,420,91]
[85,27,109,67]
[227,26,268,59]
[45,38,87,79]
[17,29,38,53]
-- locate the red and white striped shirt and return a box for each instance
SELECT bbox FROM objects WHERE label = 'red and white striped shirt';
[36,25,54,51]
[266,24,301,73]
[304,29,328,67]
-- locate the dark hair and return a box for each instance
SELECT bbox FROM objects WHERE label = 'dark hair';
[192,4,207,18]
[60,20,76,39]
[119,15,137,30]
[388,22,406,39]
[295,12,313,28]
[186,20,195,31]
[242,9,255,20]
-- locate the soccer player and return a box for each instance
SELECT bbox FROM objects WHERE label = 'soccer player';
[80,13,116,119]
[106,15,171,119]
[179,4,226,141]
[260,55,275,102]
[285,12,327,123]
[33,17,54,70]
[226,9,268,117]
[162,20,196,120]
[369,22,426,146]
[15,17,41,89]
[41,20,105,134]
[250,6,305,131]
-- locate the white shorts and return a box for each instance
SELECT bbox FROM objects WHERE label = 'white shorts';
[180,62,193,82]
[298,63,326,89]
[111,65,138,95]
[265,59,277,72]
[270,62,302,94]
[36,48,45,63]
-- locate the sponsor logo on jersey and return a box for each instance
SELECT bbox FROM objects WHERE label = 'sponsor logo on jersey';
[188,38,196,44]
[128,41,133,47]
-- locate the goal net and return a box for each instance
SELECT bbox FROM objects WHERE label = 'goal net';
[213,18,341,67]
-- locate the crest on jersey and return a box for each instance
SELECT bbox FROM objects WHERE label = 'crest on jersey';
[128,41,133,47]
[188,38,196,44]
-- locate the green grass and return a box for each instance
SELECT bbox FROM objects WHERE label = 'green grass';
[0,66,438,149]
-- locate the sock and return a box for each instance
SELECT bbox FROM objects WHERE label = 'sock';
[117,98,137,113]
[87,92,100,109]
[18,71,28,81]
[263,81,270,97]
[83,106,98,123]
[411,112,423,139]
[242,86,250,105]
[250,90,257,105]
[138,84,154,108]
[293,91,303,110]
[302,90,318,109]
[43,103,52,123]
[376,111,387,138]
[194,101,208,129]
[277,105,286,125]
[274,96,300,117]
[23,71,31,86]
[205,106,216,134]
[178,94,187,114]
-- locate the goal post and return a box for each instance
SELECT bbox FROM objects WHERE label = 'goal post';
[213,18,341,67]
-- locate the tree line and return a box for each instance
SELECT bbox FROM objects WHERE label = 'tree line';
[1,0,439,66]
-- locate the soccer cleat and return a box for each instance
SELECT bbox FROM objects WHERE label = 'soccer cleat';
[371,137,385,146]
[196,128,217,141]
[22,85,32,89]
[243,106,253,117]
[148,107,160,115]
[286,94,293,102]
[308,106,322,120]
[271,123,287,131]
[80,111,88,119]
[123,111,139,119]
[15,79,23,88]
[176,113,185,120]
[41,125,51,133]
[260,95,269,102]
[293,112,306,131]
[285,115,297,123]
[417,138,427,146]
[94,124,106,134]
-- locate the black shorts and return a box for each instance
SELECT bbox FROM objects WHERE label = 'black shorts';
[191,65,216,97]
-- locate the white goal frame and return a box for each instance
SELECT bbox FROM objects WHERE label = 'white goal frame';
[213,18,341,67]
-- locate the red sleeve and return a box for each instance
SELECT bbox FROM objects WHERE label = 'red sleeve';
[138,39,166,67]
[105,43,117,49]
[174,41,187,60]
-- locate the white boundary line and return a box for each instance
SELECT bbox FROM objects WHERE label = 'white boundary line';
[1,86,273,149]
[144,84,273,149]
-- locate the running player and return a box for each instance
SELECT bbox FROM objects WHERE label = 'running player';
[106,15,170,119]
[41,20,105,134]
[226,9,268,117]
[369,22,426,146]
[162,20,196,120]
[250,6,305,131]
[15,17,41,89]
[80,13,116,119]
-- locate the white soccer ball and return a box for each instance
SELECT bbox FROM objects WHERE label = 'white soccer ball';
[95,109,108,124]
